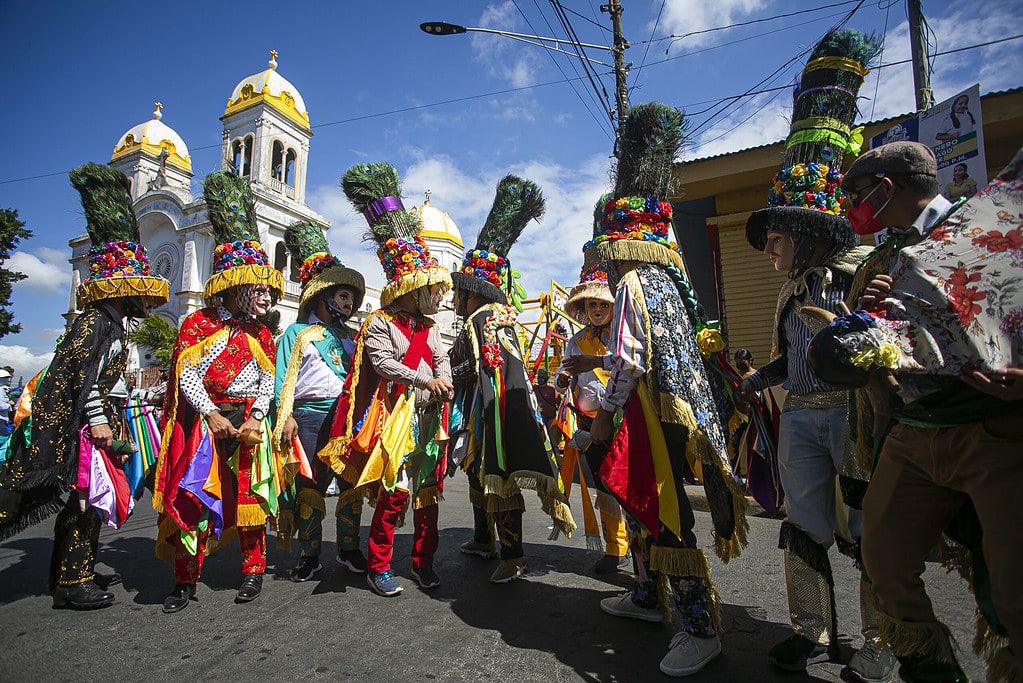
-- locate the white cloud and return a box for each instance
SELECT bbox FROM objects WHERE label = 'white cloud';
[0,344,53,384]
[6,247,69,292]
[660,0,767,49]
[689,92,792,159]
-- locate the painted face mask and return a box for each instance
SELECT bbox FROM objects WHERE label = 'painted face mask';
[237,285,272,318]
[847,183,892,236]
[585,299,612,327]
[324,287,356,324]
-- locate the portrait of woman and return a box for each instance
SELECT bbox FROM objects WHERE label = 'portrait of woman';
[943,162,979,200]
[935,94,976,142]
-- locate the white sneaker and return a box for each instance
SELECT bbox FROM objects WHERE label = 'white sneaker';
[659,632,722,677]
[599,592,663,622]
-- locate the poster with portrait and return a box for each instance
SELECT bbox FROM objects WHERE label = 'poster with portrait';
[919,84,986,202]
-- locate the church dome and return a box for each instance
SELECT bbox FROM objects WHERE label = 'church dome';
[412,193,463,248]
[224,50,310,131]
[111,103,192,172]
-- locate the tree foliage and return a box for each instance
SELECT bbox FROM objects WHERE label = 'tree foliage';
[0,208,34,338]
[128,314,178,366]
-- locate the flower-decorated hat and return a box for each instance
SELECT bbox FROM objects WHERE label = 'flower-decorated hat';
[202,171,284,302]
[284,220,365,322]
[584,103,685,270]
[451,175,545,307]
[745,30,881,257]
[72,162,170,309]
[340,162,451,307]
[566,193,615,323]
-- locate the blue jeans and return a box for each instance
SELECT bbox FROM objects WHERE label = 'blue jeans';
[777,406,859,546]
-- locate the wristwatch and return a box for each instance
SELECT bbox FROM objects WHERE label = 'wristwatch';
[250,408,266,421]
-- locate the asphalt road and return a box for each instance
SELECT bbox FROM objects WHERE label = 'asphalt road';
[0,476,985,682]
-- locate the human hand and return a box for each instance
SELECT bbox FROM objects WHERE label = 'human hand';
[960,366,1023,401]
[427,377,455,401]
[563,355,602,375]
[557,371,572,388]
[89,423,113,449]
[281,416,298,444]
[238,417,263,445]
[858,274,893,312]
[590,410,614,446]
[205,410,238,439]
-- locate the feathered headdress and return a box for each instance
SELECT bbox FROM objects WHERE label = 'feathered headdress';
[202,171,284,302]
[451,175,545,307]
[72,162,169,308]
[340,162,451,307]
[566,194,614,323]
[745,29,881,253]
[284,220,365,321]
[584,103,686,269]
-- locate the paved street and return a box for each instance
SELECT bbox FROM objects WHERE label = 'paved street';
[0,476,983,682]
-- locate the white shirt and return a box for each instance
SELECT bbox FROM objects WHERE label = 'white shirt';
[292,313,348,401]
[599,277,646,411]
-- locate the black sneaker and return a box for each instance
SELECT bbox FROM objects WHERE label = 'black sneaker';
[289,556,322,582]
[336,550,368,574]
[768,634,829,672]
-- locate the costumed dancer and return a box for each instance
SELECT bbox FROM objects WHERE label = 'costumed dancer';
[274,220,367,581]
[565,103,748,677]
[0,163,169,609]
[554,253,630,575]
[448,175,576,584]
[806,143,1023,683]
[153,171,285,613]
[320,162,453,597]
[737,30,895,681]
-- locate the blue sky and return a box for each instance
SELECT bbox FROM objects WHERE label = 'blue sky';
[1,0,1020,380]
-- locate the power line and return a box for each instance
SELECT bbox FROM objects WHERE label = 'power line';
[632,0,666,89]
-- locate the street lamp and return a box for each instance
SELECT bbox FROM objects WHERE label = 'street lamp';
[420,13,630,154]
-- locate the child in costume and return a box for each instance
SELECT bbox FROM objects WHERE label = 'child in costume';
[555,257,629,575]
[565,103,748,677]
[320,162,453,597]
[0,163,169,609]
[153,171,285,613]
[449,175,575,584]
[274,221,367,582]
[738,30,894,681]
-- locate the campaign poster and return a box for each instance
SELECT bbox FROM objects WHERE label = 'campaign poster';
[869,117,919,150]
[919,84,986,202]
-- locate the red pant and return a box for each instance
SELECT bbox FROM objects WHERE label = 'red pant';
[367,488,438,573]
[173,525,266,583]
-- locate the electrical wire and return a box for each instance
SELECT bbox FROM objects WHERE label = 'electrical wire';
[869,0,892,120]
[632,0,666,90]
[546,0,616,131]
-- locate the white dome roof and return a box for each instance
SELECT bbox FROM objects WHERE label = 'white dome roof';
[224,51,309,130]
[111,103,192,172]
[412,194,463,248]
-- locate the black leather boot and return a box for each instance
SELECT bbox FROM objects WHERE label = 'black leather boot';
[162,583,196,614]
[236,574,263,603]
[52,581,115,610]
[93,572,122,589]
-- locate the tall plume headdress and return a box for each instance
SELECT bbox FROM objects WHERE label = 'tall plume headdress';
[340,162,451,307]
[745,29,882,260]
[284,220,365,322]
[202,171,284,302]
[451,175,545,309]
[73,162,170,309]
[584,103,686,270]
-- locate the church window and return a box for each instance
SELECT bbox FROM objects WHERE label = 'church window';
[284,148,297,186]
[271,141,285,182]
[232,136,253,177]
[274,241,288,273]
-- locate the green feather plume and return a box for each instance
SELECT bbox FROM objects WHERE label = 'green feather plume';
[340,162,419,247]
[284,221,330,263]
[614,103,687,200]
[202,171,260,244]
[475,175,545,256]
[592,191,613,238]
[69,163,140,245]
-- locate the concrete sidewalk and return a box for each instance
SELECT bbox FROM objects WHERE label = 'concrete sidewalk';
[0,476,984,681]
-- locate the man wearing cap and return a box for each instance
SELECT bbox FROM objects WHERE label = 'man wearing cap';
[0,163,170,610]
[841,141,1023,682]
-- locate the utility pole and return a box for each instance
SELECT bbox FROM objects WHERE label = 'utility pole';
[602,0,630,155]
[907,0,934,111]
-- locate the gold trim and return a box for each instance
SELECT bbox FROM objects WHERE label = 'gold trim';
[110,136,192,173]
[297,266,366,320]
[420,228,463,247]
[203,264,284,301]
[585,239,684,270]
[76,275,170,308]
[380,265,452,307]
[223,84,311,132]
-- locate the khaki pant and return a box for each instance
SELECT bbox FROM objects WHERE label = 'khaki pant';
[862,406,1023,661]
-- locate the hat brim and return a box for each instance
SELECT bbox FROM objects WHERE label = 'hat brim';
[298,266,367,321]
[565,280,614,323]
[584,238,683,270]
[745,206,858,252]
[450,272,506,304]
[380,266,452,308]
[204,264,285,303]
[77,275,170,309]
